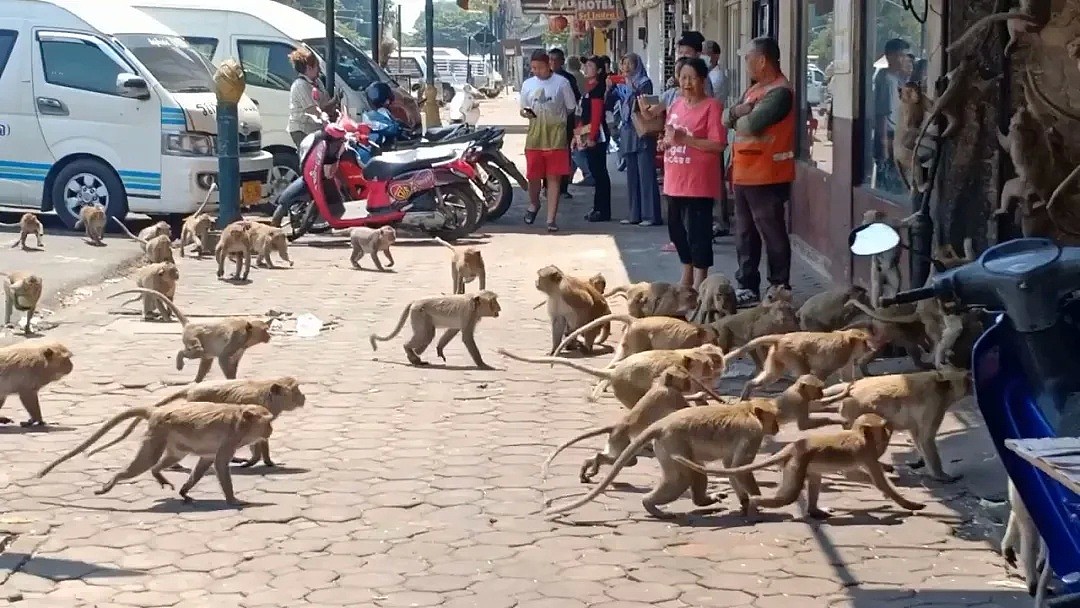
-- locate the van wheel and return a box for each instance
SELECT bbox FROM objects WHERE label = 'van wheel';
[51,159,127,231]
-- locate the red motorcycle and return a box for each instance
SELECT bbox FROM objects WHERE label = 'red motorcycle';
[272,101,484,242]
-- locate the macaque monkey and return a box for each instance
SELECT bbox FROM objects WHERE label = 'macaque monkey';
[893,83,929,193]
[712,294,800,368]
[177,182,216,258]
[111,217,174,262]
[3,213,44,250]
[820,368,972,482]
[675,413,926,519]
[114,262,180,322]
[3,272,43,335]
[370,291,501,369]
[0,341,73,426]
[998,104,1059,205]
[861,210,915,308]
[796,285,870,332]
[842,303,934,375]
[688,273,737,323]
[604,281,698,318]
[247,222,293,269]
[535,265,611,355]
[545,394,781,519]
[334,226,396,271]
[946,3,1047,57]
[74,204,107,246]
[498,344,725,410]
[433,237,485,294]
[552,314,719,370]
[109,288,271,382]
[1002,479,1052,599]
[37,401,274,505]
[725,328,881,399]
[215,221,253,281]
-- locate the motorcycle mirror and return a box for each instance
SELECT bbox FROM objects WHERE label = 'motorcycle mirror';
[848,222,901,256]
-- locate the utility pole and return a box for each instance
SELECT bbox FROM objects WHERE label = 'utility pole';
[488,5,494,78]
[325,0,335,97]
[370,0,380,63]
[423,0,440,127]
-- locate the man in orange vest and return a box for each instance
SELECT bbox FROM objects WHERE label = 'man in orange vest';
[725,36,795,307]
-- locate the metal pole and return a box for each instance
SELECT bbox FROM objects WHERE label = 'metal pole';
[370,0,380,63]
[397,4,402,70]
[466,37,472,85]
[325,0,336,97]
[213,60,245,228]
[488,5,494,77]
[423,0,440,127]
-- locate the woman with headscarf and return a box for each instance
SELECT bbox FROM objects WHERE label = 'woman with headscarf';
[608,53,662,226]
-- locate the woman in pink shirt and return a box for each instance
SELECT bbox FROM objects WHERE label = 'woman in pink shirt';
[661,57,727,289]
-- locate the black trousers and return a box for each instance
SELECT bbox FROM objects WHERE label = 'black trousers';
[733,182,792,293]
[666,195,714,269]
[585,143,611,218]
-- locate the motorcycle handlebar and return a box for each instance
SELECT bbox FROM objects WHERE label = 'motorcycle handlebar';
[880,285,941,308]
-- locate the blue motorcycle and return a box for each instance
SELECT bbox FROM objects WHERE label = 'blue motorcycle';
[850,223,1080,606]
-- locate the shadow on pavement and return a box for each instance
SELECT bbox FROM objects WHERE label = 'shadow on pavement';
[4,554,145,579]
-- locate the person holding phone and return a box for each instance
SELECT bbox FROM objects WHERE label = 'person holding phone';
[576,56,612,222]
[609,52,661,226]
[287,47,340,147]
[520,50,577,232]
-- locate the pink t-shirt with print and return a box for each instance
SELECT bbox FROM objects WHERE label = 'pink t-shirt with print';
[662,96,726,198]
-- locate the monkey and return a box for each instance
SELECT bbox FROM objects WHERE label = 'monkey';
[108,288,271,382]
[215,221,253,281]
[1002,479,1052,598]
[73,204,107,246]
[842,302,934,375]
[87,377,306,468]
[0,341,73,427]
[176,182,216,258]
[112,262,180,322]
[3,213,44,250]
[711,294,800,369]
[111,217,173,256]
[246,222,293,269]
[370,291,501,369]
[544,365,700,483]
[604,281,698,318]
[36,401,273,506]
[725,328,881,399]
[998,104,1061,206]
[544,395,781,519]
[945,3,1047,58]
[675,413,926,519]
[498,344,725,410]
[333,226,396,271]
[535,265,611,355]
[796,285,870,332]
[551,314,719,370]
[2,272,43,335]
[860,210,917,308]
[893,83,930,194]
[433,236,484,294]
[818,368,972,482]
[770,374,829,430]
[586,274,612,345]
[688,273,737,324]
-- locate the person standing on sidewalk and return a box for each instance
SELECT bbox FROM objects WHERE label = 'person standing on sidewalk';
[726,37,795,306]
[566,56,594,187]
[547,48,581,199]
[610,53,661,226]
[577,56,612,222]
[704,40,732,237]
[521,50,577,232]
[660,57,726,290]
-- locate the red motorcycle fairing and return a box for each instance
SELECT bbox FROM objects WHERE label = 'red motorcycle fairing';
[302,138,329,212]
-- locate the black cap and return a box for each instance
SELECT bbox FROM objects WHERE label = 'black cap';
[677,30,705,52]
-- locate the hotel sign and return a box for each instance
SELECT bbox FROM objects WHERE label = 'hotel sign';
[576,0,619,21]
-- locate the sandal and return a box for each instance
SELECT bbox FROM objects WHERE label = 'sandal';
[524,207,539,225]
[585,210,609,222]
[547,222,559,232]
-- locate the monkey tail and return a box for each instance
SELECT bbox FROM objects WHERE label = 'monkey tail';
[816,381,854,405]
[432,237,457,251]
[602,285,629,299]
[37,406,155,478]
[74,219,84,230]
[551,314,634,359]
[672,444,796,476]
[86,387,192,457]
[685,372,728,405]
[845,299,919,324]
[108,288,189,325]
[544,425,664,517]
[945,12,1036,55]
[722,334,782,366]
[190,182,215,218]
[542,426,615,479]
[369,303,413,350]
[109,216,146,244]
[496,348,612,380]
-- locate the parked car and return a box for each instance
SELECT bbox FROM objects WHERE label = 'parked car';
[806,65,827,106]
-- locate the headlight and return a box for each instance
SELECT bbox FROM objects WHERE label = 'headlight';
[163,132,216,156]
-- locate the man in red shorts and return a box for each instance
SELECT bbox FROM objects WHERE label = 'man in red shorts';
[520,49,577,232]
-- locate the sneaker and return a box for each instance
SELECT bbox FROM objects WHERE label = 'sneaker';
[735,288,760,307]
[620,219,640,225]
[639,220,658,227]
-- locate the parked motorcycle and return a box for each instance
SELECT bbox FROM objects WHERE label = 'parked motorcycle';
[849,224,1080,604]
[446,83,481,127]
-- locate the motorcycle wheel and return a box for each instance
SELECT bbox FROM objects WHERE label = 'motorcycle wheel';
[273,200,316,242]
[431,182,482,242]
[479,159,513,221]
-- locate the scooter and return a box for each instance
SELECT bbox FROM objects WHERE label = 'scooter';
[447,83,481,127]
[849,223,1080,605]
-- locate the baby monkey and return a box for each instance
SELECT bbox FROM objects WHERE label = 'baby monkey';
[434,237,485,294]
[370,291,501,369]
[4,213,44,250]
[676,413,925,519]
[0,340,73,427]
[335,226,396,271]
[74,204,107,246]
[3,272,43,335]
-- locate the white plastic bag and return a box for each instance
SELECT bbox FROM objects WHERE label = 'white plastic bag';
[294,313,323,338]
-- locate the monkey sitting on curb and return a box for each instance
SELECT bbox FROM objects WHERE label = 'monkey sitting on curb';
[674,413,926,519]
[434,237,485,294]
[0,340,73,427]
[37,401,274,506]
[370,291,501,369]
[74,204,107,246]
[3,272,43,335]
[334,226,396,271]
[3,213,45,250]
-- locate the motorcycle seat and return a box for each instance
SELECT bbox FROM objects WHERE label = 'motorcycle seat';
[425,125,463,141]
[363,154,456,181]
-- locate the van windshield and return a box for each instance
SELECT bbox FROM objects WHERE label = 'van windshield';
[114,34,214,94]
[303,35,396,91]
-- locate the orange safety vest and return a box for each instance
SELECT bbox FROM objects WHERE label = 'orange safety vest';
[731,75,796,186]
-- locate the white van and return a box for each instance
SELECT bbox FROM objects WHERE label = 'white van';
[129,0,422,200]
[0,0,273,229]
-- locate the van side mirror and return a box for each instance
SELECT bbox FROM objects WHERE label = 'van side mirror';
[116,73,151,100]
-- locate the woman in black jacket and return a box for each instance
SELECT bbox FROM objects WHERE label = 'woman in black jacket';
[576,56,612,222]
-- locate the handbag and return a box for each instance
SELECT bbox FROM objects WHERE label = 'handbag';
[631,101,664,137]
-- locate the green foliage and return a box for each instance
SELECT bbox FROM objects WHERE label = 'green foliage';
[542,30,568,49]
[405,0,491,53]
[870,1,926,57]
[806,13,834,67]
[276,0,397,48]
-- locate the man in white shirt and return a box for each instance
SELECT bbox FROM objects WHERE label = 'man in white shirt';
[704,41,731,103]
[519,50,577,232]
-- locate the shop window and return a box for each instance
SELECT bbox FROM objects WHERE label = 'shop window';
[862,1,930,198]
[799,0,833,173]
